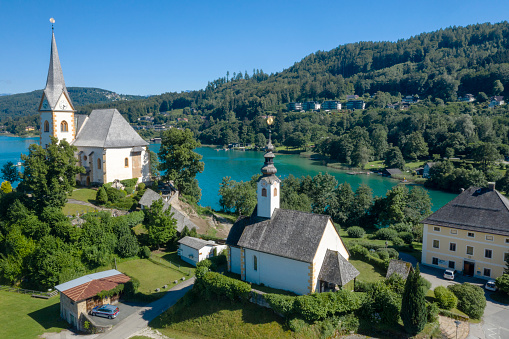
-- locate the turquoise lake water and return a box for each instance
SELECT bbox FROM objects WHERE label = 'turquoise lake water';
[0,136,457,211]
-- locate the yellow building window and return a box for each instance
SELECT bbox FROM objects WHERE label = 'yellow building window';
[485,249,492,259]
[466,246,474,255]
[433,226,440,232]
[432,240,439,248]
[61,120,68,132]
[486,235,493,241]
[468,232,475,238]
[450,229,457,234]
[124,158,129,167]
[449,243,456,252]
[484,268,491,277]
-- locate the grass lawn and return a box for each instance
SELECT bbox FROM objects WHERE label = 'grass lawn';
[349,259,385,282]
[117,258,192,295]
[69,188,97,203]
[0,291,68,339]
[363,160,384,170]
[151,296,316,339]
[62,203,97,216]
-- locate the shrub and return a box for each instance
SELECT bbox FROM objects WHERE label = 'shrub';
[196,259,212,271]
[418,276,432,294]
[385,273,406,294]
[434,286,458,310]
[106,187,123,203]
[347,226,365,238]
[377,250,389,260]
[139,245,151,259]
[196,271,251,301]
[125,187,134,195]
[448,283,486,319]
[398,231,414,244]
[390,222,413,233]
[391,237,404,246]
[137,182,146,191]
[386,248,399,259]
[354,280,375,292]
[375,227,398,241]
[263,294,295,317]
[124,276,140,296]
[349,245,369,259]
[96,187,108,204]
[288,317,307,333]
[120,178,139,188]
[360,280,401,325]
[495,274,509,294]
[427,302,439,323]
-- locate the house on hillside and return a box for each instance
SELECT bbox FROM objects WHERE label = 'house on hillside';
[322,101,342,110]
[54,270,130,331]
[345,100,365,110]
[287,102,303,111]
[386,259,414,279]
[459,94,475,102]
[489,96,505,108]
[421,183,509,280]
[139,188,197,233]
[422,162,436,178]
[226,133,359,295]
[178,236,227,266]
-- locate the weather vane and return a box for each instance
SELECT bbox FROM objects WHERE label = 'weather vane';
[50,18,55,30]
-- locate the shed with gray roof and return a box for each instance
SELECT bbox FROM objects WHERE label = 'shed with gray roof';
[178,236,226,266]
[318,250,360,290]
[386,259,414,279]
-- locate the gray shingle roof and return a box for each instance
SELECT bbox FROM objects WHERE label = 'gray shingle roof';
[232,208,332,263]
[318,249,360,286]
[422,186,509,236]
[43,32,73,110]
[178,236,216,250]
[384,168,403,176]
[386,259,414,279]
[73,109,148,148]
[139,188,163,208]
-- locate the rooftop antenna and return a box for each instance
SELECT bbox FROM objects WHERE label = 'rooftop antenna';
[49,17,55,30]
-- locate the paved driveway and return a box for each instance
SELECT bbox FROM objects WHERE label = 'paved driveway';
[398,252,509,339]
[89,301,145,327]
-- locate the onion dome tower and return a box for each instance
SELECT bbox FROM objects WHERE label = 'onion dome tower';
[257,117,281,218]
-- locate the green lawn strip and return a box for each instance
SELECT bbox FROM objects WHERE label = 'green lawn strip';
[349,259,385,282]
[0,291,68,339]
[151,251,196,274]
[151,297,314,339]
[117,258,190,294]
[69,188,97,203]
[62,203,97,216]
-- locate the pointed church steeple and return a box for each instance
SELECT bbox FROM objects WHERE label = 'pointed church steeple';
[257,119,280,219]
[39,24,76,148]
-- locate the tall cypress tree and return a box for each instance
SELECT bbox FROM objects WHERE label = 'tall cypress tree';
[401,264,427,334]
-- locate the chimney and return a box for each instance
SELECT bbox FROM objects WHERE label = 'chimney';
[488,182,496,191]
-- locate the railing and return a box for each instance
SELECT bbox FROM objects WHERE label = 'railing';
[0,285,58,298]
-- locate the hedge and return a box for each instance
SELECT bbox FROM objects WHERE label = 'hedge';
[347,226,365,238]
[349,245,390,272]
[439,309,470,322]
[448,283,486,319]
[264,290,362,322]
[97,284,124,299]
[434,286,457,310]
[120,178,139,188]
[196,271,251,301]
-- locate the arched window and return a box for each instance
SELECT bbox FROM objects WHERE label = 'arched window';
[274,187,277,196]
[44,120,49,132]
[60,120,68,132]
[261,188,267,197]
[253,255,257,271]
[83,155,87,161]
[124,157,129,167]
[97,158,102,169]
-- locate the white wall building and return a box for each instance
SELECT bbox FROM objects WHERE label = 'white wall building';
[226,134,359,295]
[178,236,227,266]
[39,30,150,185]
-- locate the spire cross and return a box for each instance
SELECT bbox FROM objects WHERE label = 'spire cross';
[50,18,55,31]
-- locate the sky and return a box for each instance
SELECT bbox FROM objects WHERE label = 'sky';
[1,0,509,96]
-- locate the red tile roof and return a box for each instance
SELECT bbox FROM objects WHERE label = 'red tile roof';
[61,274,131,302]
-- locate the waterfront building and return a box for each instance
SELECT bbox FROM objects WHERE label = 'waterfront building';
[322,101,342,110]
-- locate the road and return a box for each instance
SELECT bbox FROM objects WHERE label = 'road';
[97,277,195,339]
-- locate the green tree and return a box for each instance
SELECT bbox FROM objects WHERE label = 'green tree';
[148,149,160,178]
[18,137,84,212]
[401,265,427,334]
[0,181,12,193]
[384,146,405,169]
[144,198,177,249]
[471,142,501,172]
[218,176,257,215]
[1,161,19,183]
[96,186,108,204]
[350,184,373,226]
[493,80,504,96]
[402,132,428,160]
[158,129,204,200]
[350,142,372,168]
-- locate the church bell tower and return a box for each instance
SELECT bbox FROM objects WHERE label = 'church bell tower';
[257,117,280,219]
[39,19,75,148]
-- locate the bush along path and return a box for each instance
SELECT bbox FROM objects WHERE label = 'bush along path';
[97,277,195,339]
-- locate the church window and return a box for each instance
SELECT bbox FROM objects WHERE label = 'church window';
[83,155,87,161]
[274,187,277,196]
[261,188,267,197]
[61,120,68,132]
[124,158,129,167]
[97,158,101,169]
[253,255,257,271]
[44,120,49,132]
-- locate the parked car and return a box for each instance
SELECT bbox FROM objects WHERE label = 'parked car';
[485,280,497,291]
[444,269,455,280]
[90,304,119,319]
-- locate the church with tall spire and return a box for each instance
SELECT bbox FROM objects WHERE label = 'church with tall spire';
[38,26,150,185]
[226,124,358,295]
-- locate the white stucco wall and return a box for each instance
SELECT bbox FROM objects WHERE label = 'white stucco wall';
[311,220,349,291]
[244,249,310,295]
[77,146,105,183]
[229,246,242,275]
[257,180,280,218]
[103,147,150,183]
[179,244,199,266]
[53,111,75,142]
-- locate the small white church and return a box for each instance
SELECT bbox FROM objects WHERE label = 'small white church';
[226,134,359,295]
[38,30,150,185]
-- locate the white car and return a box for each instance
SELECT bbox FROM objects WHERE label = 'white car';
[444,269,455,280]
[485,280,497,291]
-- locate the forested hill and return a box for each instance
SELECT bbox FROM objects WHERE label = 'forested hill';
[70,21,509,123]
[0,87,143,121]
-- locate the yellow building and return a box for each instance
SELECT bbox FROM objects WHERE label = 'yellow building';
[421,183,509,280]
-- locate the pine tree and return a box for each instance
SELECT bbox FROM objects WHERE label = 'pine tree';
[401,264,427,334]
[96,186,108,205]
